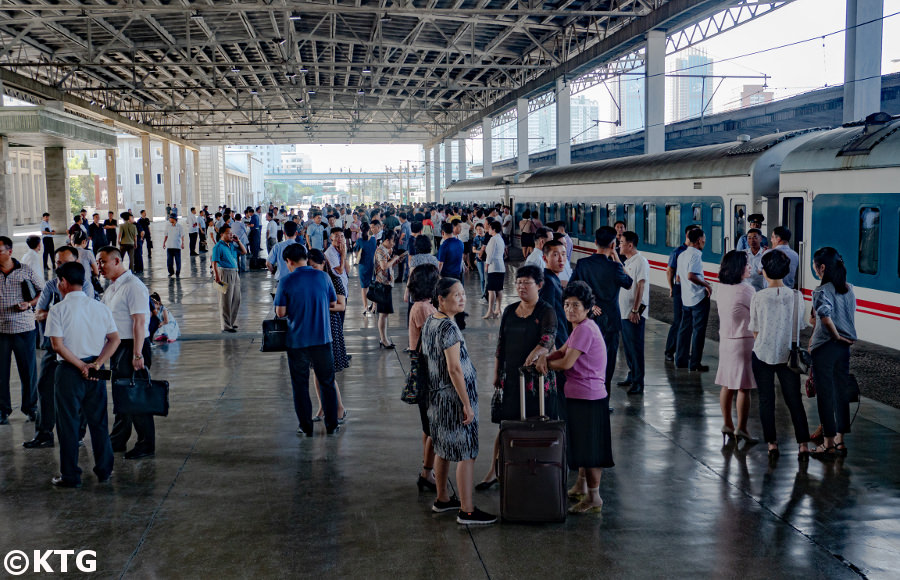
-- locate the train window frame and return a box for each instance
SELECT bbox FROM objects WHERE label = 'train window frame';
[734,204,747,249]
[643,203,657,246]
[624,203,636,232]
[666,203,681,247]
[592,204,604,237]
[691,204,702,222]
[607,203,617,227]
[858,206,880,275]
[710,203,724,255]
[577,203,587,238]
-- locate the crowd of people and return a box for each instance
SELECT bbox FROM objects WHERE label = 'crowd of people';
[2,201,858,525]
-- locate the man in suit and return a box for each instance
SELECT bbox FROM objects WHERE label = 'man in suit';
[570,226,633,402]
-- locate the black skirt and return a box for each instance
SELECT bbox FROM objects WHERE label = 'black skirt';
[566,397,614,469]
[486,272,505,292]
[521,232,535,248]
[376,287,394,314]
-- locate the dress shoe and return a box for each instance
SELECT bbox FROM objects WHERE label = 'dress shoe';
[617,379,633,387]
[664,353,675,362]
[326,425,341,435]
[23,436,54,449]
[124,449,155,460]
[296,427,313,437]
[475,478,498,491]
[0,413,8,425]
[51,476,81,488]
[627,384,644,395]
[94,468,113,483]
[223,328,237,333]
[689,365,710,372]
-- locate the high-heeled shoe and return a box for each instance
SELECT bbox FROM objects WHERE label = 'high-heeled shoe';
[721,426,735,445]
[798,446,810,460]
[835,442,848,457]
[767,446,780,460]
[812,445,838,461]
[379,342,396,350]
[475,478,498,491]
[416,475,437,492]
[736,429,759,445]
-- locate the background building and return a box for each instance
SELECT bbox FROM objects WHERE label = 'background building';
[668,49,715,122]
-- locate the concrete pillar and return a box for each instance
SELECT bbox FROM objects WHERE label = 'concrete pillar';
[517,98,529,171]
[482,117,493,177]
[424,147,433,202]
[44,147,68,236]
[162,140,173,213]
[104,120,118,215]
[443,140,452,187]
[179,145,188,208]
[0,136,11,237]
[140,134,153,218]
[844,0,884,123]
[556,77,572,166]
[645,29,666,155]
[432,146,441,201]
[457,138,466,181]
[192,149,200,208]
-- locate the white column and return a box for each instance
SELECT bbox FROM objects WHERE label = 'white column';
[192,149,200,208]
[457,137,466,181]
[517,98,529,172]
[0,136,11,237]
[104,120,118,215]
[482,117,493,177]
[444,140,452,187]
[162,140,173,211]
[644,29,666,154]
[141,134,154,218]
[844,0,884,123]
[424,147,433,202]
[432,146,441,201]
[179,145,188,208]
[556,77,572,166]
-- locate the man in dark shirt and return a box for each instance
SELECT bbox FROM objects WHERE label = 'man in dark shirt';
[538,240,569,420]
[88,213,108,255]
[664,224,700,361]
[103,211,118,247]
[138,210,153,258]
[437,222,464,280]
[570,226,633,398]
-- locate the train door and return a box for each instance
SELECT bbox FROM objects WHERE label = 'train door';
[781,194,807,288]
[731,201,747,252]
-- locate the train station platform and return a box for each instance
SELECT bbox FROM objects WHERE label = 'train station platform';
[1,235,899,578]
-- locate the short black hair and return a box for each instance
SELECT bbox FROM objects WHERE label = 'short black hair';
[543,239,565,256]
[56,246,79,260]
[415,235,432,254]
[613,220,625,228]
[120,212,130,220]
[621,231,639,246]
[283,243,307,263]
[535,226,552,241]
[441,222,454,235]
[772,226,791,243]
[687,228,705,244]
[283,220,298,237]
[218,225,231,236]
[43,212,50,218]
[26,235,41,250]
[685,224,700,234]
[307,249,326,265]
[96,246,121,260]
[747,228,762,237]
[516,264,544,285]
[56,261,86,287]
[490,221,502,233]
[410,221,423,234]
[330,227,344,236]
[0,236,14,249]
[382,229,396,245]
[595,226,617,248]
[563,280,595,311]
[718,250,748,285]
[408,264,440,302]
[761,249,791,280]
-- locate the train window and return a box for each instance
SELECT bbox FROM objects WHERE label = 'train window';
[624,204,636,232]
[859,206,880,274]
[550,203,560,223]
[692,204,702,222]
[607,204,617,227]
[712,204,723,223]
[592,204,604,235]
[643,203,657,246]
[710,203,723,254]
[666,204,681,247]
[577,204,587,237]
[734,204,747,248]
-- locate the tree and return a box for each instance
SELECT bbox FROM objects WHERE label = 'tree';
[67,154,95,217]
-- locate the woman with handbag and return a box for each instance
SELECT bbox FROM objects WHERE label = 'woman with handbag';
[809,247,857,460]
[476,264,557,490]
[407,264,439,492]
[748,250,811,460]
[355,222,377,316]
[374,230,403,349]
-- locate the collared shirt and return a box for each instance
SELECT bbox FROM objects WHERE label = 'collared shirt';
[677,246,706,307]
[0,260,44,334]
[524,249,546,270]
[231,220,249,245]
[46,292,118,361]
[325,245,349,294]
[306,222,325,250]
[101,270,150,339]
[770,245,800,289]
[190,214,201,233]
[667,244,689,285]
[119,221,137,245]
[399,221,412,247]
[212,240,240,270]
[21,249,44,286]
[164,222,185,250]
[570,253,633,334]
[619,252,651,318]
[37,278,87,348]
[267,238,299,281]
[736,233,768,251]
[75,248,96,300]
[266,220,278,240]
[274,266,336,349]
[562,234,574,260]
[538,269,568,348]
[746,248,766,291]
[41,221,54,237]
[485,234,505,273]
[502,214,513,235]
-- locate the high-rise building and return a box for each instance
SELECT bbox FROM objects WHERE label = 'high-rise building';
[669,49,715,122]
[571,95,600,144]
[224,144,292,174]
[739,84,775,108]
[611,67,645,135]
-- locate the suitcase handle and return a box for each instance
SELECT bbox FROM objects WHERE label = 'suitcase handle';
[518,366,547,421]
[510,438,559,448]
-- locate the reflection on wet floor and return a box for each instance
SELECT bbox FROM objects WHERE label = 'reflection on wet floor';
[1,238,898,579]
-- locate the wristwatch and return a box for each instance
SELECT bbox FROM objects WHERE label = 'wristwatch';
[631,309,640,314]
[133,354,143,360]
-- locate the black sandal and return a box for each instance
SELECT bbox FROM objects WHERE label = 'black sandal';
[811,445,838,461]
[835,442,848,457]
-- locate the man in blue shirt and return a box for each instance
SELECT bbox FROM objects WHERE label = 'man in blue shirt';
[768,226,800,289]
[735,213,768,251]
[247,207,262,258]
[274,244,340,436]
[305,213,326,251]
[437,222,464,279]
[664,224,700,361]
[266,220,300,286]
[212,225,246,333]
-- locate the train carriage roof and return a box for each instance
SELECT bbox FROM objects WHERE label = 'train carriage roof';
[781,113,900,173]
[443,169,538,192]
[519,129,824,187]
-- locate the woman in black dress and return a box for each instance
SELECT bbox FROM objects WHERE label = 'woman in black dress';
[476,264,557,489]
[308,250,348,424]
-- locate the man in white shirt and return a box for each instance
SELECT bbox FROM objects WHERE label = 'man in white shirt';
[189,207,201,256]
[675,228,712,372]
[40,212,56,271]
[98,247,154,460]
[618,231,650,394]
[265,212,279,253]
[767,226,799,289]
[21,236,45,286]
[324,228,349,296]
[745,228,766,291]
[524,227,553,269]
[163,215,185,277]
[45,261,119,487]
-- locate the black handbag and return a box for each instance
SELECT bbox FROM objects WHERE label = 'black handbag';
[366,281,390,306]
[401,338,427,405]
[112,369,169,416]
[21,279,39,302]
[788,290,811,375]
[260,318,288,352]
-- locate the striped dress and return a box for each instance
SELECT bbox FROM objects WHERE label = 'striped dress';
[421,314,479,462]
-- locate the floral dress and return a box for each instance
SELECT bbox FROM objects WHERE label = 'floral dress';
[330,276,349,372]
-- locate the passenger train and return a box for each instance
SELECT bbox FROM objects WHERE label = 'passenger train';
[442,113,900,351]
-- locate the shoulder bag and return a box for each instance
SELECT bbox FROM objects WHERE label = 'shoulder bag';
[21,278,39,302]
[787,289,811,375]
[112,369,169,416]
[260,317,288,352]
[401,337,428,405]
[366,281,390,306]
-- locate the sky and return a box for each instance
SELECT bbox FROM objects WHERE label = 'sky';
[299,0,900,170]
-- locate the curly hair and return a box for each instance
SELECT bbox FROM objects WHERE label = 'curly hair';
[408,264,439,302]
[515,264,544,285]
[563,280,595,311]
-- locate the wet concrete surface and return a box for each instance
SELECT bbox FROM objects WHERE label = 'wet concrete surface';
[1,228,899,579]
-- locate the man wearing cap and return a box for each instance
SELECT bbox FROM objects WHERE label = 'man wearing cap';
[736,214,768,251]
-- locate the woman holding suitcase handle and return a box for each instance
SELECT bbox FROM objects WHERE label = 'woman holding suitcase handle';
[536,281,613,514]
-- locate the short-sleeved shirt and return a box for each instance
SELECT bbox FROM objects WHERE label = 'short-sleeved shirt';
[266,220,278,240]
[620,252,650,318]
[0,260,44,334]
[677,246,706,307]
[267,238,299,281]
[502,214,513,235]
[325,245,349,293]
[667,244,688,283]
[46,292,118,361]
[306,222,326,250]
[164,223,185,250]
[101,270,151,339]
[563,319,608,400]
[231,220,249,245]
[746,248,766,291]
[437,237,464,279]
[771,245,800,289]
[212,240,240,270]
[41,221,54,238]
[21,250,44,286]
[810,283,857,352]
[119,222,137,245]
[408,300,437,350]
[748,287,806,365]
[274,266,336,349]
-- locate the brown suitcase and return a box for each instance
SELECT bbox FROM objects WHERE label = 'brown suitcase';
[498,368,567,523]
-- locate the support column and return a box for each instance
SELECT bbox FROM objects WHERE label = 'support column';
[0,136,11,237]
[44,147,68,236]
[517,98,529,172]
[645,29,666,155]
[432,146,441,202]
[104,120,118,216]
[457,137,466,181]
[179,145,188,208]
[141,134,153,218]
[192,149,200,208]
[556,77,572,166]
[443,139,452,187]
[162,141,173,214]
[482,117,493,177]
[844,0,884,123]
[424,147,433,203]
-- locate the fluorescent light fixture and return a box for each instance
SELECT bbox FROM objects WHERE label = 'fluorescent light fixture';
[289,12,302,21]
[231,66,241,73]
[298,66,308,73]
[307,89,316,95]
[275,37,286,45]
[362,67,371,74]
[380,13,391,23]
[286,72,297,78]
[357,89,365,95]
[250,89,258,94]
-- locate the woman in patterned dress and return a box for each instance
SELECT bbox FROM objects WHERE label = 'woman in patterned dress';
[308,250,348,424]
[420,278,496,525]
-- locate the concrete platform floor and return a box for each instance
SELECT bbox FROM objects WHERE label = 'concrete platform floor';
[2,234,900,579]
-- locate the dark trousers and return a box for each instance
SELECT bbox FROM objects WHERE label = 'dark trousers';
[752,353,810,444]
[555,372,567,421]
[35,348,59,437]
[109,339,155,453]
[121,244,136,271]
[167,249,182,275]
[189,232,198,255]
[602,329,619,397]
[134,238,145,273]
[665,284,682,356]
[812,341,853,437]
[55,360,114,484]
[0,330,38,416]
[42,237,55,270]
[266,238,276,253]
[675,296,710,369]
[249,230,261,258]
[287,344,338,433]
[622,317,646,387]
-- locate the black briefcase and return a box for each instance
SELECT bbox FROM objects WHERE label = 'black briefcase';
[249,257,267,270]
[111,370,170,416]
[260,318,288,352]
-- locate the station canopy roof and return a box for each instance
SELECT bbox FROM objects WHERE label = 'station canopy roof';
[0,1,777,146]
